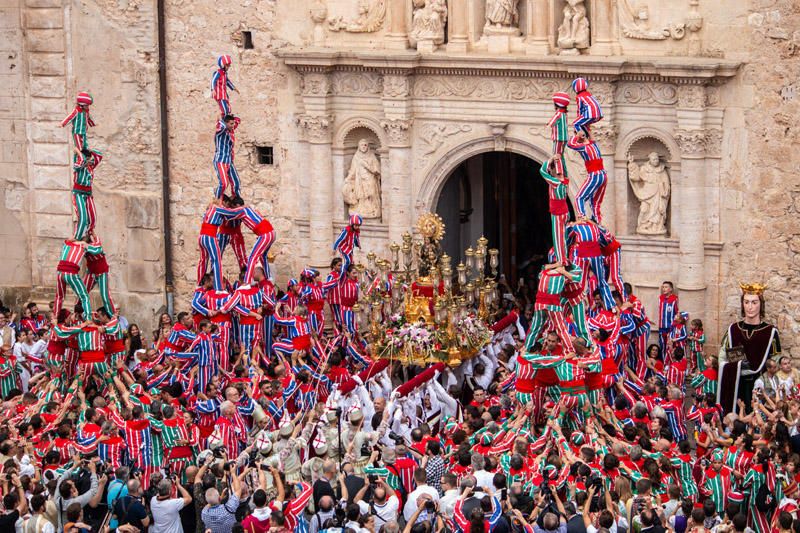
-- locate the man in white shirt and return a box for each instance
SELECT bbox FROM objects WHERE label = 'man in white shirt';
[438,472,460,520]
[403,468,440,522]
[471,453,495,491]
[149,478,192,533]
[361,478,399,530]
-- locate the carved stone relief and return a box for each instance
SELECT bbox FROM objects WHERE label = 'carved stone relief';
[416,123,473,170]
[619,1,686,40]
[383,75,411,98]
[301,73,331,96]
[412,76,562,101]
[677,85,706,108]
[592,124,619,153]
[328,0,386,32]
[410,0,448,49]
[673,128,707,158]
[557,0,590,54]
[381,118,413,147]
[330,72,383,96]
[485,0,520,29]
[616,83,678,105]
[297,114,334,143]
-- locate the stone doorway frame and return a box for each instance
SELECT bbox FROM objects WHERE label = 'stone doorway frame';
[416,135,551,213]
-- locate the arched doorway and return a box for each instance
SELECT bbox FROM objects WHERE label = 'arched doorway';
[435,151,567,289]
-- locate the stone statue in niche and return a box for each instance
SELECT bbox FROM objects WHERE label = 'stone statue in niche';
[627,152,671,235]
[557,0,590,54]
[410,0,448,48]
[343,139,382,219]
[328,0,386,33]
[485,0,519,28]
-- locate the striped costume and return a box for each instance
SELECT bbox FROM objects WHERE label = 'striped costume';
[60,92,94,162]
[601,237,625,298]
[213,116,242,199]
[162,323,196,356]
[689,327,706,370]
[211,55,235,116]
[566,221,615,310]
[572,77,603,134]
[218,218,247,271]
[0,356,18,397]
[258,278,277,359]
[273,313,314,357]
[241,207,275,283]
[522,349,596,417]
[196,204,243,290]
[567,133,607,223]
[108,411,159,489]
[337,276,361,341]
[54,240,102,315]
[233,284,265,356]
[54,318,118,383]
[668,319,688,363]
[658,293,679,353]
[669,453,698,501]
[548,92,571,176]
[690,368,718,397]
[324,269,344,333]
[83,243,115,315]
[71,149,102,240]
[540,162,570,265]
[300,278,326,334]
[150,416,195,479]
[333,215,362,272]
[523,263,582,352]
[194,290,239,370]
[627,294,651,380]
[701,464,735,514]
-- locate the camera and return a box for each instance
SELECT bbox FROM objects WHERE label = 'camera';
[424,500,436,512]
[388,432,404,444]
[223,461,236,472]
[360,442,372,457]
[212,447,226,459]
[368,474,378,486]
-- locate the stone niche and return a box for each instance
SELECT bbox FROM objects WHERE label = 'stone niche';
[624,136,676,237]
[334,123,386,223]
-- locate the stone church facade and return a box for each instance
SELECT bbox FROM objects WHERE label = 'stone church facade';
[2,0,799,353]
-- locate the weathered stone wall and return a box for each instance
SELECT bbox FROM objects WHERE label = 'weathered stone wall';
[162,0,297,303]
[717,0,800,356]
[0,0,165,333]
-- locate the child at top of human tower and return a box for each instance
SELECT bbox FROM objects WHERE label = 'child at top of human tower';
[572,77,603,135]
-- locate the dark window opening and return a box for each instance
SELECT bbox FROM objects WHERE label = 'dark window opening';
[256,146,273,165]
[242,31,254,49]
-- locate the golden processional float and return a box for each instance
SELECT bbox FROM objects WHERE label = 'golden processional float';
[353,213,500,367]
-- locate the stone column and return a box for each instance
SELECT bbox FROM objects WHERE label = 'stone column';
[525,0,550,54]
[447,0,469,53]
[381,72,413,241]
[674,84,709,317]
[381,119,414,242]
[590,0,620,55]
[297,114,335,266]
[386,0,409,49]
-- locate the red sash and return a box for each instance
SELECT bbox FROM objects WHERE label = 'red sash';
[200,223,219,237]
[575,241,602,258]
[292,335,311,351]
[601,239,621,256]
[549,198,569,216]
[86,254,109,275]
[535,292,562,306]
[72,183,92,194]
[210,314,231,324]
[307,301,325,312]
[79,350,106,363]
[585,159,604,173]
[105,339,125,353]
[254,220,274,235]
[57,261,80,274]
[240,315,261,325]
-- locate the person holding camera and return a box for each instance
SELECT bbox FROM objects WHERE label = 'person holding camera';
[402,496,445,533]
[150,477,192,533]
[112,478,149,532]
[53,455,101,531]
[201,461,243,533]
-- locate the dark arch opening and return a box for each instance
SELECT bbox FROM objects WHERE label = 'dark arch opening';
[435,151,575,296]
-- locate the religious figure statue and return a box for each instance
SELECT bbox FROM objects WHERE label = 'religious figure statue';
[485,0,519,28]
[409,0,448,47]
[343,139,382,219]
[627,152,671,235]
[717,283,781,415]
[557,0,590,53]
